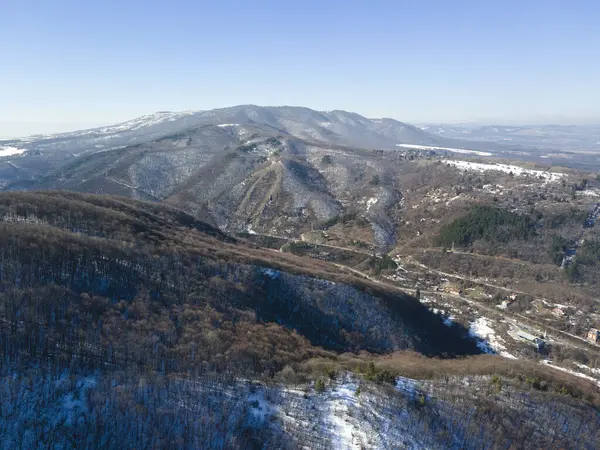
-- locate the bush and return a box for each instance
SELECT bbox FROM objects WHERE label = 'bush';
[265,137,282,147]
[358,362,397,385]
[238,143,258,153]
[278,365,302,384]
[577,240,600,266]
[370,255,397,274]
[321,155,333,164]
[314,378,326,393]
[490,374,502,391]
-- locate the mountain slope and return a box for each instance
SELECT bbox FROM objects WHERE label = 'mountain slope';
[1,191,599,448]
[12,129,406,249]
[0,191,480,361]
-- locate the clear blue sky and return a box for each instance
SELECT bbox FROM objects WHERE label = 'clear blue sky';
[1,0,599,136]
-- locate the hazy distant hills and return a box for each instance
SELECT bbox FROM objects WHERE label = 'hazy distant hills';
[422,123,600,154]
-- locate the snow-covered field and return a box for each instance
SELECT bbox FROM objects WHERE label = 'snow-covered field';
[0,146,26,157]
[469,317,517,359]
[396,143,492,156]
[445,159,566,182]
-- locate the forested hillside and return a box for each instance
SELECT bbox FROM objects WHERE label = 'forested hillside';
[0,191,599,448]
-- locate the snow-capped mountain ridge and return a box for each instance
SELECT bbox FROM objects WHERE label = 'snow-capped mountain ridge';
[3,105,488,155]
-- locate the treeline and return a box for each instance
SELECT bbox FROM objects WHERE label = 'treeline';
[549,234,569,266]
[437,205,536,248]
[566,239,600,283]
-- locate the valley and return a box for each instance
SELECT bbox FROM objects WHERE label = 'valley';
[1,106,600,448]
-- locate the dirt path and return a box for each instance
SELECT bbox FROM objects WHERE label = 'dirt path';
[243,228,376,257]
[107,177,139,190]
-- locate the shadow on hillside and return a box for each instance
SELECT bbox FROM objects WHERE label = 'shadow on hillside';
[252,268,482,358]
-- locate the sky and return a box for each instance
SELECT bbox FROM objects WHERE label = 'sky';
[1,0,600,137]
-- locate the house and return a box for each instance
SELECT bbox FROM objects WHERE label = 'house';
[516,329,545,351]
[587,328,600,344]
[442,282,462,296]
[441,281,462,296]
[516,329,538,342]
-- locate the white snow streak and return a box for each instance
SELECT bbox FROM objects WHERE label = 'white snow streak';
[541,360,600,387]
[0,146,26,157]
[445,160,566,183]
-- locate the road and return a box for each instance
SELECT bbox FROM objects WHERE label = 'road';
[241,229,600,353]
[243,231,375,256]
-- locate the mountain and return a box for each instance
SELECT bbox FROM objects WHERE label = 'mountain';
[1,191,599,449]
[0,105,512,193]
[0,106,512,252]
[1,106,451,156]
[2,107,600,446]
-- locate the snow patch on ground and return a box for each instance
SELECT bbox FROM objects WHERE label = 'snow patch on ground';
[445,160,566,183]
[430,307,456,327]
[396,143,492,156]
[445,194,462,206]
[260,268,280,279]
[366,197,378,211]
[541,360,600,387]
[443,315,456,327]
[217,123,240,127]
[469,317,517,359]
[325,381,370,449]
[580,189,600,197]
[0,146,26,157]
[97,111,197,134]
[247,391,274,422]
[395,376,420,397]
[573,362,600,376]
